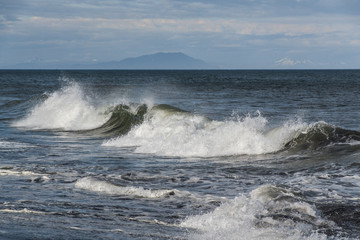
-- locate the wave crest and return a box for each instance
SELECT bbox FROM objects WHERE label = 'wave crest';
[284,122,360,151]
[12,82,109,131]
[104,112,360,157]
[103,112,304,157]
[12,81,360,156]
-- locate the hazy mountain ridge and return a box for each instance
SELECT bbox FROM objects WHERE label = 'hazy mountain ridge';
[94,52,212,69]
[4,52,213,69]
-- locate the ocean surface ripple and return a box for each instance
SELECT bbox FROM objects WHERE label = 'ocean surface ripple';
[1,70,360,239]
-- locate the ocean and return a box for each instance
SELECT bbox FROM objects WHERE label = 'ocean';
[0,70,360,239]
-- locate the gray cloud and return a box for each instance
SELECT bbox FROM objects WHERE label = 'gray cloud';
[0,0,359,68]
[2,0,359,19]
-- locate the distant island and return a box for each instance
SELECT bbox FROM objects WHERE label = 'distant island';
[91,52,212,70]
[4,52,213,70]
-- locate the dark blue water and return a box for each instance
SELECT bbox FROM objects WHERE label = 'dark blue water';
[1,70,360,239]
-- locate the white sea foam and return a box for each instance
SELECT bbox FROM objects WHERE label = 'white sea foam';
[287,171,360,203]
[0,168,50,182]
[181,185,331,240]
[0,208,46,215]
[13,82,109,131]
[75,177,177,198]
[0,139,34,151]
[0,169,43,177]
[104,110,307,157]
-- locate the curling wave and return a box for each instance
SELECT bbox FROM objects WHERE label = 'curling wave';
[11,81,189,138]
[83,103,191,137]
[12,81,360,156]
[80,104,147,136]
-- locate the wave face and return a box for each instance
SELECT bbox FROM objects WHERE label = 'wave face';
[284,122,360,151]
[181,185,333,240]
[81,104,148,136]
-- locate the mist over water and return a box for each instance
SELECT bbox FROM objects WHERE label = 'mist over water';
[1,70,360,239]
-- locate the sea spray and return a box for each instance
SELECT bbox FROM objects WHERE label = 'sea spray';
[13,82,110,130]
[3,70,360,239]
[181,185,332,240]
[103,110,307,157]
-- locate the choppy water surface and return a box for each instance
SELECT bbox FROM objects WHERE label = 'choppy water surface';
[1,70,360,239]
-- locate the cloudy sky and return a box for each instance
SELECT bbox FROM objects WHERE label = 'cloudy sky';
[1,0,359,69]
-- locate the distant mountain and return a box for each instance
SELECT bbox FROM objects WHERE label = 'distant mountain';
[92,52,213,69]
[3,52,214,69]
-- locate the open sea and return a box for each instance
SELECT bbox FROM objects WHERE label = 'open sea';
[0,70,360,240]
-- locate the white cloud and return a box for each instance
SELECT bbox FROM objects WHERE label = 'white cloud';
[275,57,312,66]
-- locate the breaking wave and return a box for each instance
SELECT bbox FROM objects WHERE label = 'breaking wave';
[12,82,110,131]
[180,185,336,240]
[12,82,360,156]
[81,104,148,136]
[103,110,360,157]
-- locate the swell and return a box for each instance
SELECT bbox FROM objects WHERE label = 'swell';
[0,94,48,120]
[283,122,360,152]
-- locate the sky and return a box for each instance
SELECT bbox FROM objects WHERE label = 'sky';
[0,0,359,69]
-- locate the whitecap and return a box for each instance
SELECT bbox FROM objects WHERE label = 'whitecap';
[104,110,307,157]
[0,208,47,215]
[13,82,109,131]
[75,177,177,199]
[0,139,35,151]
[180,184,334,240]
